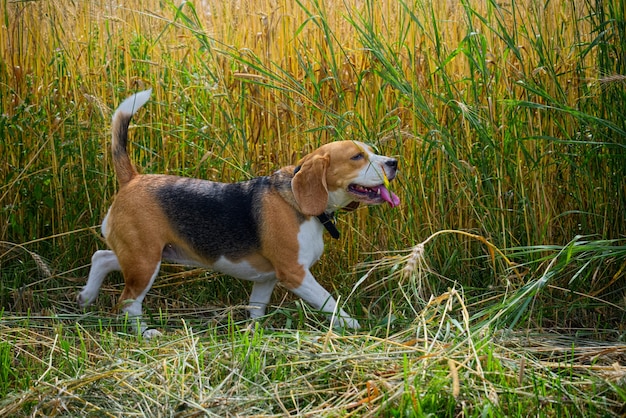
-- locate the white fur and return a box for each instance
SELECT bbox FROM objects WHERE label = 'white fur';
[297,218,325,267]
[101,208,111,238]
[248,278,278,319]
[212,256,276,282]
[114,89,152,118]
[357,141,394,187]
[77,250,120,307]
[291,271,360,329]
[292,217,360,329]
[211,257,278,320]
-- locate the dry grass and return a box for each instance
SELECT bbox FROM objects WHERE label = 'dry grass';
[4,231,625,416]
[1,287,625,416]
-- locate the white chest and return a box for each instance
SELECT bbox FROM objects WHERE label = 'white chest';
[297,218,325,268]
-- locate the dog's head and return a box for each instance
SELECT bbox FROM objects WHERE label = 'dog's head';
[292,141,400,216]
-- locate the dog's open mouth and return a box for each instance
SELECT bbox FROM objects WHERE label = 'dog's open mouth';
[348,184,400,207]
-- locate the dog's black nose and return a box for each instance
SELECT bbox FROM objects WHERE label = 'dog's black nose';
[386,159,398,169]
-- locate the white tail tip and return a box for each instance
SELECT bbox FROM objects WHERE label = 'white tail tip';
[114,89,152,118]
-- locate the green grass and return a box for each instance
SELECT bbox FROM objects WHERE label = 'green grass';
[1,290,624,416]
[1,0,625,415]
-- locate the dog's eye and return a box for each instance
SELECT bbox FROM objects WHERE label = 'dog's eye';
[351,153,365,161]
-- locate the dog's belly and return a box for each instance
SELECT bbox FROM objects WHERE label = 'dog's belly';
[212,256,276,282]
[162,244,275,282]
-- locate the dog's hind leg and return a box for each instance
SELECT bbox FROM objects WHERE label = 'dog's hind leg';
[118,255,162,338]
[248,277,277,320]
[78,250,121,308]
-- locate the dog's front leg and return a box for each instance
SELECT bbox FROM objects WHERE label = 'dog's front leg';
[290,271,361,330]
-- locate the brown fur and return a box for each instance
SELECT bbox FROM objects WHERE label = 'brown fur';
[259,191,306,289]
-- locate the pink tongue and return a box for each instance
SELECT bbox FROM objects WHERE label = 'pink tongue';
[378,185,401,208]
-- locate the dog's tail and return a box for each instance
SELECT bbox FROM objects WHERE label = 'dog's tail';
[111,89,152,187]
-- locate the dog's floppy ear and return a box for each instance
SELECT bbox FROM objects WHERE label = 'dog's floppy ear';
[292,154,329,216]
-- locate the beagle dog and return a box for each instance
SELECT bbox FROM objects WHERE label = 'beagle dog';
[78,90,400,337]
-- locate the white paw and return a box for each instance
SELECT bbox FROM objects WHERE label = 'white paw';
[332,315,361,330]
[77,289,94,308]
[142,328,163,339]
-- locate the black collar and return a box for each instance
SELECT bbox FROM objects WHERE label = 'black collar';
[317,212,340,239]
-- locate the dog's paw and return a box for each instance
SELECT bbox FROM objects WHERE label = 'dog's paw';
[332,316,361,331]
[142,328,163,339]
[76,290,93,308]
